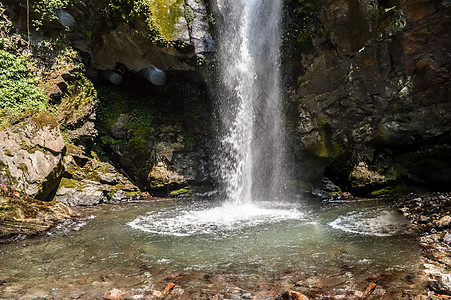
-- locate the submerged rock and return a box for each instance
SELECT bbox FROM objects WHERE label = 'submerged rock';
[436,216,451,228]
[102,288,128,300]
[429,274,451,295]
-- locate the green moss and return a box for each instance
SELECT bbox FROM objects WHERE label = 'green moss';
[169,185,196,197]
[32,111,59,130]
[97,85,157,153]
[148,0,185,41]
[60,177,78,189]
[126,102,156,151]
[149,181,165,189]
[308,116,345,158]
[100,135,123,146]
[370,185,407,197]
[58,74,97,128]
[287,0,325,44]
[17,163,28,173]
[97,86,129,128]
[184,5,194,23]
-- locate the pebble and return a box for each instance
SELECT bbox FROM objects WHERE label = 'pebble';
[436,216,451,227]
[444,233,451,243]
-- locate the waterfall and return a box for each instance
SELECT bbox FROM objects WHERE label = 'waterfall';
[217,0,285,204]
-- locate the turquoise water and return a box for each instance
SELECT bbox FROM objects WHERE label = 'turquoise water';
[0,197,423,299]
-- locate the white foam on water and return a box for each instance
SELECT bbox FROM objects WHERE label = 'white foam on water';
[128,202,304,236]
[328,207,412,237]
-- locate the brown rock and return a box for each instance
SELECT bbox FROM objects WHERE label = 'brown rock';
[436,216,451,227]
[278,291,309,300]
[102,288,127,300]
[362,282,377,298]
[161,282,176,297]
[0,187,74,239]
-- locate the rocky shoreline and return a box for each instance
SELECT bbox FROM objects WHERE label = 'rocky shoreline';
[397,192,451,299]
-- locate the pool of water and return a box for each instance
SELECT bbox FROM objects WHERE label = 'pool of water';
[0,197,424,299]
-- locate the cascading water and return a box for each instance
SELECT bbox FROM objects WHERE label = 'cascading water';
[127,0,303,235]
[217,0,286,204]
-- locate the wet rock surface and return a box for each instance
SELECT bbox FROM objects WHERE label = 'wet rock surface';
[81,268,426,300]
[286,0,451,195]
[0,185,74,240]
[398,192,451,297]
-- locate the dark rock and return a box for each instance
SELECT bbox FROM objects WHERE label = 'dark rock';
[286,0,451,194]
[429,274,451,295]
[109,113,131,140]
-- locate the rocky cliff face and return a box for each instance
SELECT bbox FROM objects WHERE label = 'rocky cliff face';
[1,0,216,198]
[285,0,451,196]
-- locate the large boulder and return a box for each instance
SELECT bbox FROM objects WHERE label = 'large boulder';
[55,148,141,206]
[0,185,74,240]
[0,112,65,200]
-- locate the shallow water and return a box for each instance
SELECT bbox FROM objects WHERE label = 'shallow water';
[0,197,424,299]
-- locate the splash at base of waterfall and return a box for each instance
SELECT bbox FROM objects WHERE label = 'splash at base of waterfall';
[128,201,306,237]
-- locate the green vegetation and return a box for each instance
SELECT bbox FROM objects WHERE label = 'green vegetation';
[144,0,184,41]
[96,86,156,152]
[99,0,136,26]
[98,0,193,47]
[370,185,408,197]
[169,185,196,197]
[288,0,325,44]
[308,116,345,158]
[33,0,72,30]
[184,5,194,23]
[0,50,47,116]
[126,101,156,150]
[384,6,397,13]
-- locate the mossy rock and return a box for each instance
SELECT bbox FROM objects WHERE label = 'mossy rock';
[0,185,74,239]
[148,0,188,42]
[169,185,197,197]
[307,117,346,159]
[370,185,409,197]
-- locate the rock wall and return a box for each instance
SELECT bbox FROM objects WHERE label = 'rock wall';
[286,0,451,196]
[1,0,216,198]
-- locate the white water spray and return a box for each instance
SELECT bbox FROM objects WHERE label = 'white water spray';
[130,1,299,237]
[217,0,285,204]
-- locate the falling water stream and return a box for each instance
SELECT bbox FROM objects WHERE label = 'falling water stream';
[0,0,425,298]
[217,0,286,204]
